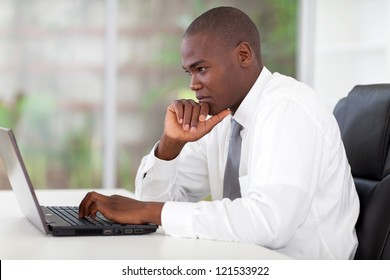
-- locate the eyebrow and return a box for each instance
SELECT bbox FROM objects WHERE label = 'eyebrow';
[182,59,207,71]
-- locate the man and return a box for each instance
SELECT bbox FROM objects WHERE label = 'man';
[79,6,359,259]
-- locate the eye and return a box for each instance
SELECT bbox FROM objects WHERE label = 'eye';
[197,67,207,73]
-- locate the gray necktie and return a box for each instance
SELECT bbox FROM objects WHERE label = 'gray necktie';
[223,118,243,199]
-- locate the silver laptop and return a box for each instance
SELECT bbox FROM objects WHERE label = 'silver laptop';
[0,127,158,236]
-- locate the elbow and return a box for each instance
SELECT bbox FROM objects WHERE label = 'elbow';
[244,201,295,249]
[252,222,293,250]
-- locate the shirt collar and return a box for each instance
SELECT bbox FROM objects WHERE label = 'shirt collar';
[233,66,272,129]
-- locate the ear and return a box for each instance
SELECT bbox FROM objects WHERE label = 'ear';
[236,42,253,67]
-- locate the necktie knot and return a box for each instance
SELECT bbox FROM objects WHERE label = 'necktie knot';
[230,119,242,138]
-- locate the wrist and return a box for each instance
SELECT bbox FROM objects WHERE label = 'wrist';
[142,202,164,225]
[155,134,185,160]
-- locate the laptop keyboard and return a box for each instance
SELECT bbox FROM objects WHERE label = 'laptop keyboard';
[47,206,117,227]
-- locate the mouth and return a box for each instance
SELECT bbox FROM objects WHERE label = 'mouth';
[196,95,212,103]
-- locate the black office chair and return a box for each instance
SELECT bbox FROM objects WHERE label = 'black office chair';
[333,84,390,259]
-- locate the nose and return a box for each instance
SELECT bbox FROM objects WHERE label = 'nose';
[189,75,202,91]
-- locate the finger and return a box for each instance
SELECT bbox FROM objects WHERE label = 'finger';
[90,198,117,221]
[79,191,93,217]
[182,100,195,131]
[199,102,209,122]
[189,101,200,131]
[168,100,184,124]
[87,202,100,219]
[79,191,105,218]
[203,109,231,133]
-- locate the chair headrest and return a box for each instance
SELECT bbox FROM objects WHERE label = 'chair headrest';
[334,84,390,180]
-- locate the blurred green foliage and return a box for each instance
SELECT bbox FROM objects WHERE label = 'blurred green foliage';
[260,0,298,76]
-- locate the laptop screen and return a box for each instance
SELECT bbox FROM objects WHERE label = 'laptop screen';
[0,127,49,234]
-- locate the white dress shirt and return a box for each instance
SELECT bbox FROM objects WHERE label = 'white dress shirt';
[135,67,359,259]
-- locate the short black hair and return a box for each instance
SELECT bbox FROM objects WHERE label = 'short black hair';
[184,6,261,62]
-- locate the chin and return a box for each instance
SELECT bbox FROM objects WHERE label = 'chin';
[210,105,230,116]
[207,109,218,116]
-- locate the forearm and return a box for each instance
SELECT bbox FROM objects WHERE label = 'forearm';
[136,140,210,203]
[162,193,303,248]
[135,146,179,202]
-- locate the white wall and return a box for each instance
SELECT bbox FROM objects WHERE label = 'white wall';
[298,0,390,110]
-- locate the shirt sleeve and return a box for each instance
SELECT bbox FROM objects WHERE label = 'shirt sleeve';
[135,139,211,203]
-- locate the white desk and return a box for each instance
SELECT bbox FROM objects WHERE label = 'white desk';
[0,189,290,260]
